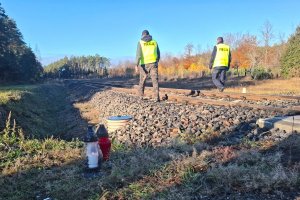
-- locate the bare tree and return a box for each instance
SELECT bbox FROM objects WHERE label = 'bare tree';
[276,32,287,64]
[196,44,202,55]
[184,43,194,57]
[224,33,242,50]
[278,32,286,45]
[241,34,259,69]
[260,20,274,67]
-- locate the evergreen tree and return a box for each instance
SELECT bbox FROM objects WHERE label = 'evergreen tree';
[0,3,43,82]
[44,55,110,79]
[280,26,300,78]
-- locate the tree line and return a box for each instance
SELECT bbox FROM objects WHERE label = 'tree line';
[0,3,43,83]
[111,22,300,80]
[166,22,299,80]
[44,55,110,79]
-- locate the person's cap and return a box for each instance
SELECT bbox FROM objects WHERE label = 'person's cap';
[217,37,224,43]
[142,30,149,36]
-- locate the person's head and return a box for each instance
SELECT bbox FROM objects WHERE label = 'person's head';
[217,37,224,44]
[142,30,149,36]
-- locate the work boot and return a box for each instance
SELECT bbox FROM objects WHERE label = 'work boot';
[162,94,168,101]
[187,90,195,96]
[191,90,201,97]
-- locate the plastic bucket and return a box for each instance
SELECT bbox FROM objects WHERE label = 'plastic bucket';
[107,115,132,133]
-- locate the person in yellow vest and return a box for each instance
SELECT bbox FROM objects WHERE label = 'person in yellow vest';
[136,30,161,102]
[209,37,231,92]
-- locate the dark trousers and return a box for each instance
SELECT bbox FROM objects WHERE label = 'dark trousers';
[212,68,227,89]
[138,62,159,100]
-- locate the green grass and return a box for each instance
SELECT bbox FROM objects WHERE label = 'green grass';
[0,110,85,200]
[0,83,89,199]
[0,83,84,139]
[0,85,37,105]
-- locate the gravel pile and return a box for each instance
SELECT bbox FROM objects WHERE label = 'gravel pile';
[89,90,293,147]
[245,99,299,108]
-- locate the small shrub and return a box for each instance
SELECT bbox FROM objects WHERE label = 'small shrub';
[251,67,273,80]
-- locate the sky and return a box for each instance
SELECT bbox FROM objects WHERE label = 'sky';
[1,0,300,66]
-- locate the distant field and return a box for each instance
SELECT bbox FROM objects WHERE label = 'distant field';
[224,77,300,95]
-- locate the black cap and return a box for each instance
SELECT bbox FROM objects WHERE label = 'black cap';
[83,125,98,142]
[142,30,149,36]
[217,37,224,44]
[96,124,109,138]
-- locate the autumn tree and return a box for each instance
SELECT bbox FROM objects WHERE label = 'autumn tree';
[231,34,259,70]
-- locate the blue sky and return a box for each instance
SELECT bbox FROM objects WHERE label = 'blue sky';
[1,0,299,65]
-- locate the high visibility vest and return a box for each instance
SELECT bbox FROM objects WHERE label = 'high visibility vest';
[139,40,158,65]
[213,43,230,68]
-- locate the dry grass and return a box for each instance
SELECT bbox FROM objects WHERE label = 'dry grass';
[105,142,300,199]
[223,77,300,95]
[74,102,101,125]
[143,149,299,200]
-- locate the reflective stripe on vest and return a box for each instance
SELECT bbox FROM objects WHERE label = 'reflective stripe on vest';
[213,43,230,68]
[139,40,158,65]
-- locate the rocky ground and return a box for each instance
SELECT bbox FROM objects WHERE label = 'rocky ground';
[85,90,296,147]
[66,82,300,199]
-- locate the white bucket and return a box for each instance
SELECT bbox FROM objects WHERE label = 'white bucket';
[107,115,132,133]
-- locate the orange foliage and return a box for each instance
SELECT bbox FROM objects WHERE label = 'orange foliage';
[158,55,209,78]
[231,41,255,69]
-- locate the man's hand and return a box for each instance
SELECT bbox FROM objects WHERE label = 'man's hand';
[135,65,139,73]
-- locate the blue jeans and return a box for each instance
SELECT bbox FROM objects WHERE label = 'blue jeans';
[212,68,226,89]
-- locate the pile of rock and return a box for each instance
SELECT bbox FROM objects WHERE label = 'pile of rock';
[89,90,288,147]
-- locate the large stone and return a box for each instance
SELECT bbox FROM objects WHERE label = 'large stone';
[257,115,300,132]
